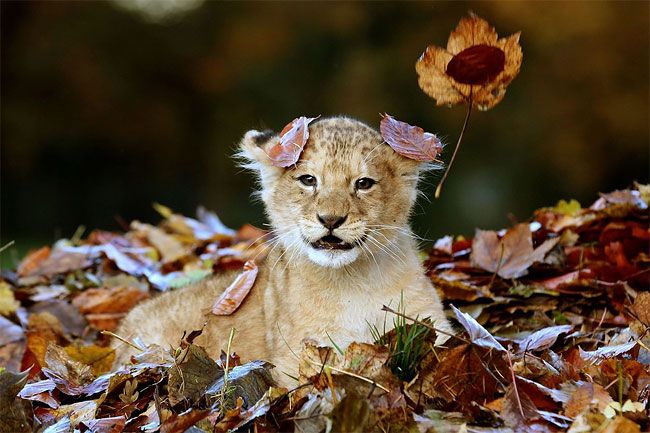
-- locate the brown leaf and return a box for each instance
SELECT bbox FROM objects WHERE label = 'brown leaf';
[168,344,223,406]
[16,246,51,277]
[379,114,442,162]
[267,116,318,167]
[564,382,613,418]
[20,249,92,278]
[415,343,508,410]
[130,221,186,263]
[211,260,258,315]
[500,384,545,432]
[470,223,560,279]
[416,14,522,110]
[73,286,148,315]
[632,292,650,325]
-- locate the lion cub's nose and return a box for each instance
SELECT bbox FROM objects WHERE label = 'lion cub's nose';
[317,214,347,231]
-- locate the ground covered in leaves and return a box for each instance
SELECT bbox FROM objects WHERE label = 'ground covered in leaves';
[1,184,648,433]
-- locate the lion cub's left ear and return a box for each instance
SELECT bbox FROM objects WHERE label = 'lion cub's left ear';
[237,129,283,190]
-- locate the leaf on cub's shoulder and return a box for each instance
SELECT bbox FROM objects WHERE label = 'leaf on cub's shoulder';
[268,116,318,167]
[380,114,442,162]
[211,261,258,316]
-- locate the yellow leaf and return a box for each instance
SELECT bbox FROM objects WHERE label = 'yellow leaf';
[64,345,116,376]
[0,282,19,316]
[554,199,581,216]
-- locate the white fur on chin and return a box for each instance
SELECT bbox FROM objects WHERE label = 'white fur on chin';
[306,246,361,268]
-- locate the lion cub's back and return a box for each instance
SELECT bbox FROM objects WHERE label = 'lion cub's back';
[112,270,244,365]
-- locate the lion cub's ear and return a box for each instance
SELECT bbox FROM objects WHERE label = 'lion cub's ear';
[237,129,283,199]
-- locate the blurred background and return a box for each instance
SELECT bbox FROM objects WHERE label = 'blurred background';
[2,0,648,266]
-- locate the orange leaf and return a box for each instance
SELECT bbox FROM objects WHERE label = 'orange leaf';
[211,261,258,315]
[17,246,51,277]
[267,116,318,167]
[379,114,442,162]
[416,14,522,110]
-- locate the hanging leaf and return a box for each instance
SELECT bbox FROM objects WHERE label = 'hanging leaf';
[379,114,442,162]
[416,14,522,110]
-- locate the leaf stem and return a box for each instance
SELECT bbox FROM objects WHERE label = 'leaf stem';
[435,93,473,198]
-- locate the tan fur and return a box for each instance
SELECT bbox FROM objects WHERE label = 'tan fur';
[113,117,452,386]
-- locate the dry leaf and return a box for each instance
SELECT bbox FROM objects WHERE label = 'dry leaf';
[267,116,318,167]
[451,305,506,352]
[64,345,115,376]
[130,221,186,263]
[17,246,51,277]
[564,383,613,418]
[0,281,20,316]
[416,14,522,110]
[211,260,258,315]
[379,114,442,162]
[517,325,572,353]
[470,223,560,279]
[632,292,650,325]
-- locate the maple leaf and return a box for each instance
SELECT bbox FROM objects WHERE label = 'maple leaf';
[470,223,559,279]
[267,116,318,167]
[379,114,443,162]
[416,14,522,111]
[211,260,258,315]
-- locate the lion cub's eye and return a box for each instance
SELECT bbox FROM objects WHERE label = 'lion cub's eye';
[355,177,376,190]
[298,174,317,187]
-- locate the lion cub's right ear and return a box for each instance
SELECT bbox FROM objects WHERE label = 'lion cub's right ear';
[237,129,283,198]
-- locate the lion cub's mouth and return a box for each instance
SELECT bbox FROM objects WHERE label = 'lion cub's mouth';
[311,235,354,251]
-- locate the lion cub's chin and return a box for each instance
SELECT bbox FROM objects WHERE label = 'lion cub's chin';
[306,246,361,268]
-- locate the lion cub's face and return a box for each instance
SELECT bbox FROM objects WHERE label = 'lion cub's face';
[241,117,423,268]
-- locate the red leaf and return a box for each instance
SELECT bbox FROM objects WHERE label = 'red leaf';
[379,114,442,162]
[267,116,318,167]
[446,44,505,85]
[211,261,258,315]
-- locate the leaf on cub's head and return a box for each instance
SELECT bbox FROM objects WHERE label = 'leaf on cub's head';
[416,14,522,110]
[267,116,319,167]
[211,261,258,316]
[380,114,442,162]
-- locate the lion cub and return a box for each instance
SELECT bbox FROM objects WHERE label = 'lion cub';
[114,117,452,384]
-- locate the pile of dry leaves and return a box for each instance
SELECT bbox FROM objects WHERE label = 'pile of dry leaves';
[1,184,648,433]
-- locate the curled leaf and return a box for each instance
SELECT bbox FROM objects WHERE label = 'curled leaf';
[211,260,258,315]
[416,14,522,110]
[267,116,318,167]
[380,114,442,162]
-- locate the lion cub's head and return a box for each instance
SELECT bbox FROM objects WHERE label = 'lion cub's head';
[240,117,430,268]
